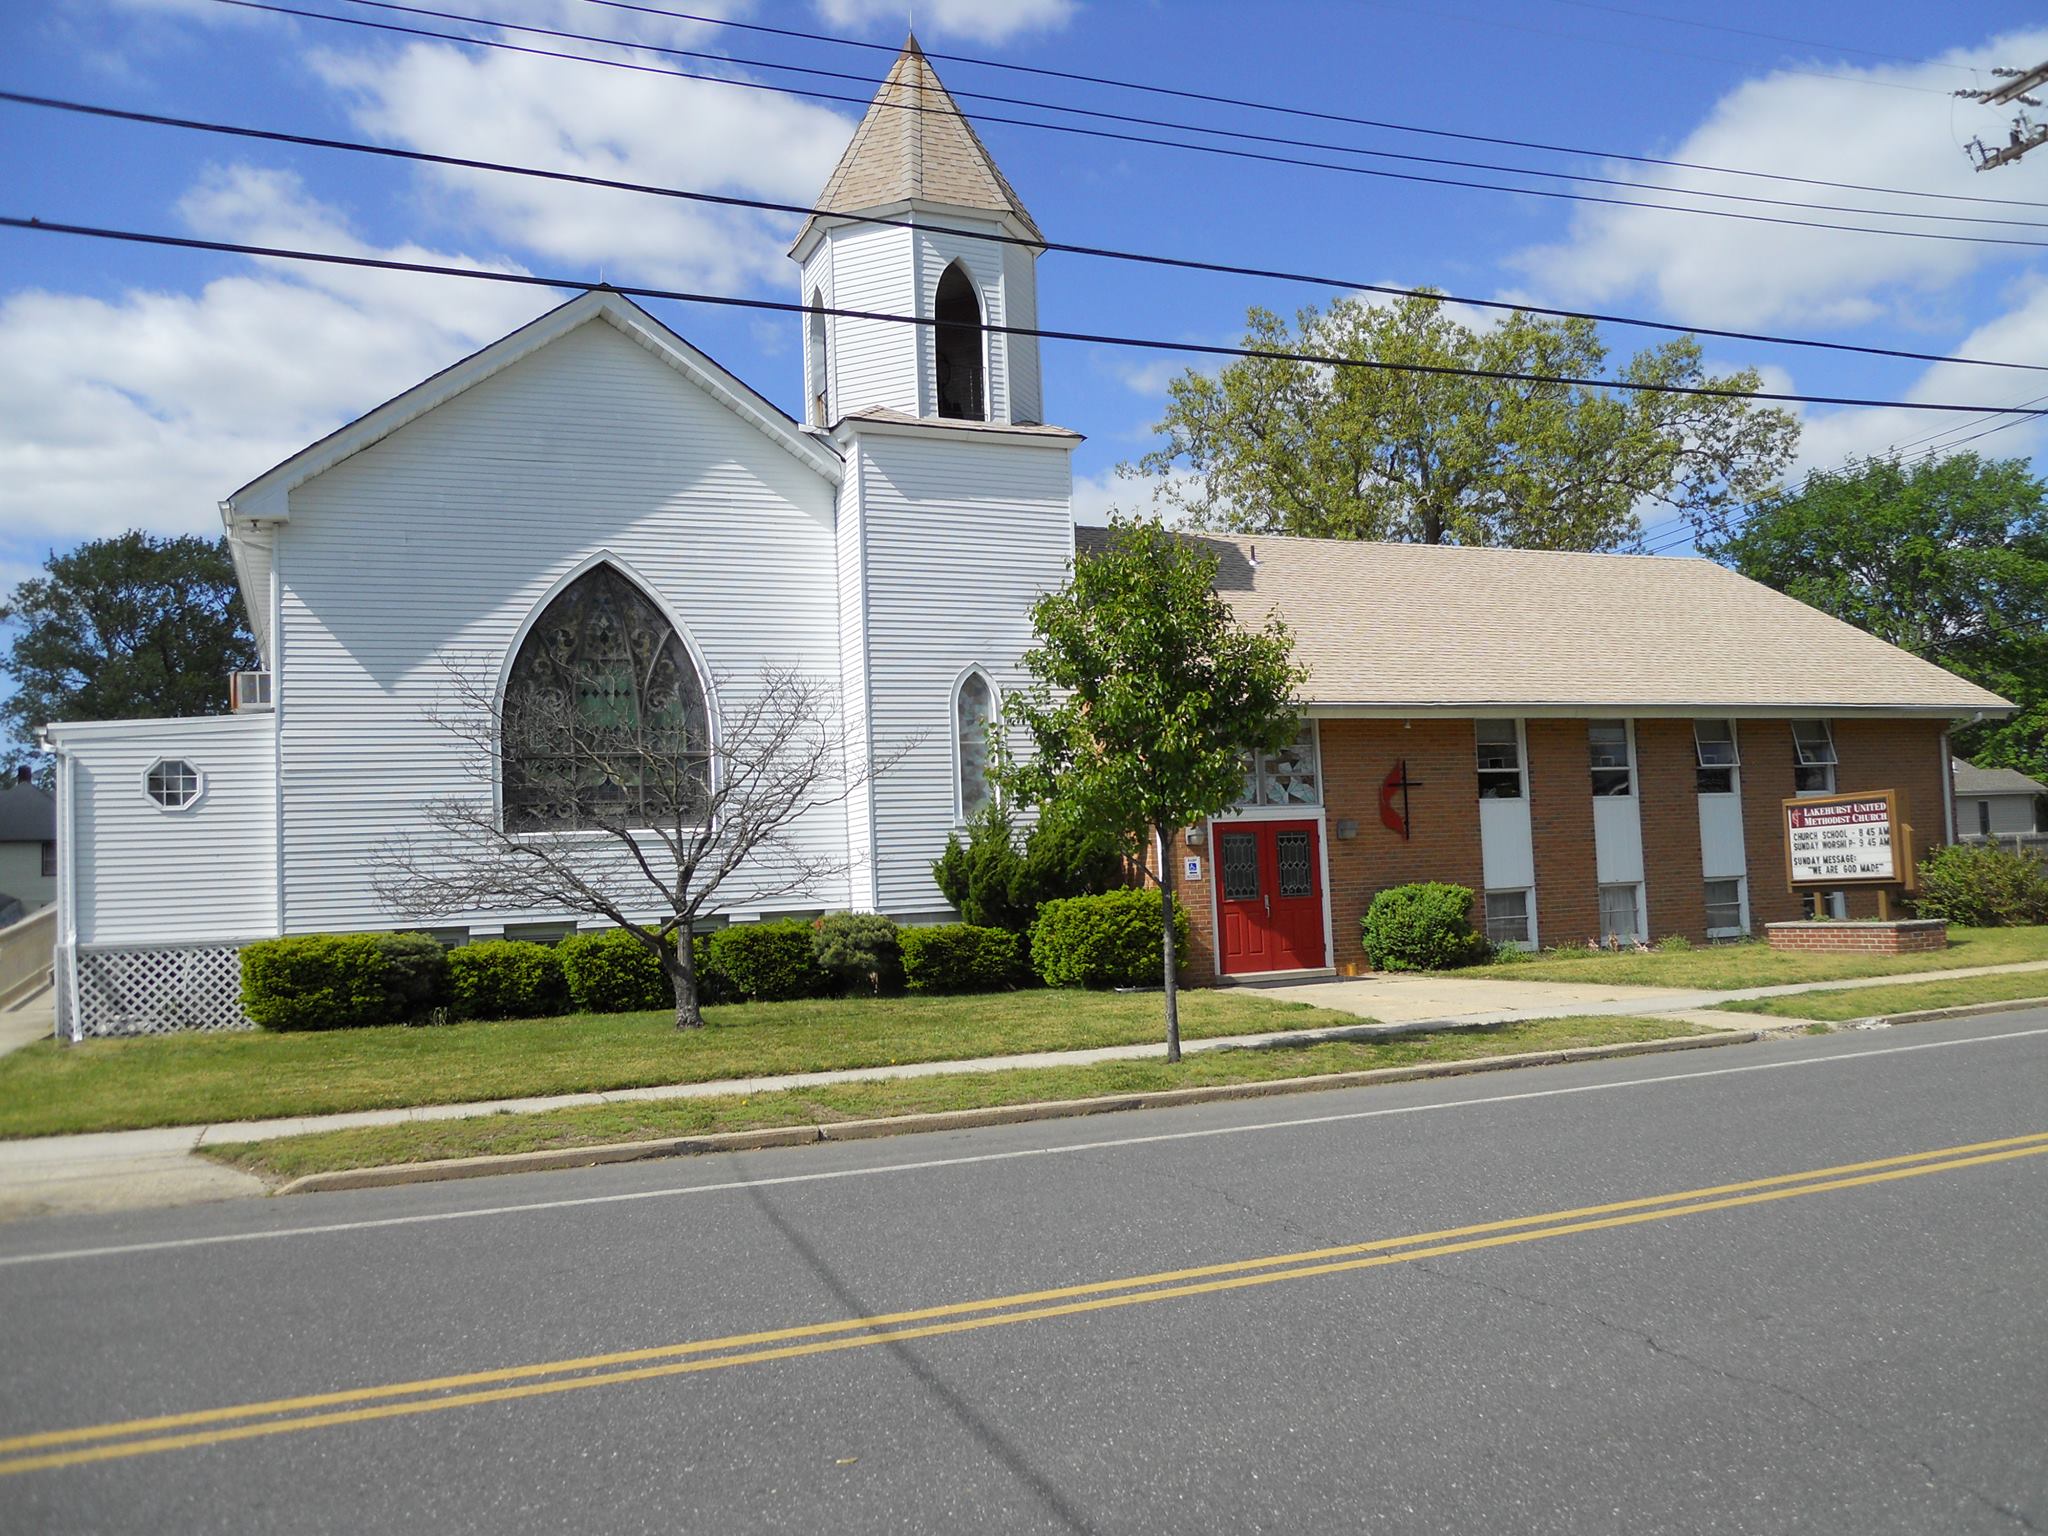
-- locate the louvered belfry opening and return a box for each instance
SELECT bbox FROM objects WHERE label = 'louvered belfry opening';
[934,263,985,421]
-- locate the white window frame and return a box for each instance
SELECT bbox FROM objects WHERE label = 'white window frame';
[1484,887,1536,951]
[933,259,989,423]
[1475,719,1526,801]
[1704,876,1748,939]
[1693,719,1740,797]
[1598,881,1646,944]
[141,757,204,813]
[1588,719,1635,799]
[1792,719,1837,796]
[952,665,999,824]
[806,288,830,427]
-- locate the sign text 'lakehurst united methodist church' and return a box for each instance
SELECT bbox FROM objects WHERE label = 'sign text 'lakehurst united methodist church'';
[1783,793,1904,886]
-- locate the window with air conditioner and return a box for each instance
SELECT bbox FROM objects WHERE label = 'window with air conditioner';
[1588,721,1633,797]
[1693,719,1738,795]
[1476,720,1523,799]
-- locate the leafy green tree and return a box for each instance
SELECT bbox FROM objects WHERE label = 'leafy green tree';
[996,515,1304,1060]
[1133,292,1800,551]
[0,533,259,782]
[1713,453,2048,778]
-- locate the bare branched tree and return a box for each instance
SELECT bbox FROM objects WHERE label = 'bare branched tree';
[376,648,899,1029]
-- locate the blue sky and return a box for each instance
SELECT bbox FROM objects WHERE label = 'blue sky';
[2,0,2046,600]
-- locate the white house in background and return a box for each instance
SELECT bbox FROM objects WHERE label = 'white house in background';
[0,771,57,924]
[1953,758,2047,839]
[42,39,1079,1037]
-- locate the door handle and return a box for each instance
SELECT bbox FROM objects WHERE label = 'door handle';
[1263,895,1270,915]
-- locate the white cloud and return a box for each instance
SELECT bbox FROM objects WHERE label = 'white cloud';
[813,0,1076,44]
[313,41,853,292]
[0,168,548,546]
[1509,28,2048,330]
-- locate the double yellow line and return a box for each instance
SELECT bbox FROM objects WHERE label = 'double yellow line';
[4,1129,2044,1478]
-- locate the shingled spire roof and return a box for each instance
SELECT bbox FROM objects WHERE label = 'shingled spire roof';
[792,34,1044,251]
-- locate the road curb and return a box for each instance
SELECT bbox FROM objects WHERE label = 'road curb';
[269,1028,1760,1196]
[1850,995,2048,1029]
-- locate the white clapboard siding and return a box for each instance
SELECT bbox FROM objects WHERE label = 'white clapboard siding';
[1002,241,1044,425]
[850,427,1075,912]
[277,313,848,933]
[61,714,278,946]
[821,224,919,418]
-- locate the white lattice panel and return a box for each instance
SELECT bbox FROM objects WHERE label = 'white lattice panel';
[73,945,253,1037]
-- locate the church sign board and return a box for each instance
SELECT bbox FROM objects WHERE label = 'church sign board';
[1782,791,1907,887]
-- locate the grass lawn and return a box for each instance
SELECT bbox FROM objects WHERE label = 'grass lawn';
[204,1014,1714,1180]
[1464,925,2048,990]
[0,989,1370,1140]
[1718,970,2048,1023]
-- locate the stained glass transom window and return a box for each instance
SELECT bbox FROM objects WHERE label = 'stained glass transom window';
[502,566,710,833]
[1237,722,1321,808]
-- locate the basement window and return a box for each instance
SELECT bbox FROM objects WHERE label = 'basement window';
[1598,883,1643,944]
[1485,889,1532,948]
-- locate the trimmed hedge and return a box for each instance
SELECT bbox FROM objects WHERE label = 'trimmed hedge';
[242,934,395,1032]
[812,912,904,996]
[1360,883,1487,972]
[708,919,829,1003]
[1030,888,1190,989]
[557,929,670,1013]
[446,940,569,1021]
[901,923,1029,994]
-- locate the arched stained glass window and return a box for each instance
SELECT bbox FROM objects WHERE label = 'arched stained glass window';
[934,262,986,422]
[956,670,994,820]
[503,565,710,833]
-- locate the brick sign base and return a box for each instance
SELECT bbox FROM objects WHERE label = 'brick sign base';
[1765,919,1948,955]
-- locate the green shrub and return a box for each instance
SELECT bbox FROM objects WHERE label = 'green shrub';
[708,919,828,1002]
[1360,883,1486,972]
[1654,933,1693,953]
[691,933,729,1008]
[241,934,393,1031]
[901,923,1029,994]
[1914,841,2048,926]
[557,929,671,1013]
[371,932,450,1020]
[812,913,904,996]
[446,940,569,1021]
[1030,887,1189,989]
[933,802,1128,932]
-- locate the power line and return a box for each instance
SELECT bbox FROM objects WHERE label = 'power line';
[1535,0,1964,70]
[8,214,2048,419]
[572,0,2036,208]
[314,0,2043,232]
[206,0,2048,250]
[12,89,2045,378]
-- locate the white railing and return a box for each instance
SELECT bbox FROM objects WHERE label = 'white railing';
[0,905,56,1007]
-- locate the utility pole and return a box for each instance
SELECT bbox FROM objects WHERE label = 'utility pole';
[1957,61,2048,171]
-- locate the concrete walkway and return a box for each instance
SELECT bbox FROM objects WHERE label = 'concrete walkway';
[0,988,53,1060]
[4,958,2046,1221]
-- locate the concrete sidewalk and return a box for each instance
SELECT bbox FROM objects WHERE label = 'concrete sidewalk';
[3,958,2046,1221]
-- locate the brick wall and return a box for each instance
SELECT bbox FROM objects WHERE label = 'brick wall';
[1739,720,1808,928]
[1636,718,1709,941]
[1765,919,1947,954]
[1830,718,1949,916]
[1525,719,1600,947]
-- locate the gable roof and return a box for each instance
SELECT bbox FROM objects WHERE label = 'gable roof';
[0,782,55,844]
[223,290,842,524]
[792,36,1044,252]
[1072,528,2013,717]
[1954,759,2048,797]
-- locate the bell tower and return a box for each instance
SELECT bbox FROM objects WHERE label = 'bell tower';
[789,36,1046,427]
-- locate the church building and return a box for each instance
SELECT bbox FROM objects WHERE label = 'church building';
[40,41,2007,1036]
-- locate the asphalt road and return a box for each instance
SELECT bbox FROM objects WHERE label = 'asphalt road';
[1,1011,2044,1534]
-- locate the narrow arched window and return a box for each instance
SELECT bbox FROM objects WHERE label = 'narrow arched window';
[807,290,829,427]
[956,671,994,819]
[934,262,985,421]
[503,565,710,833]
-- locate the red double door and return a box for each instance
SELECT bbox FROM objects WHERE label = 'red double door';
[1216,819,1327,975]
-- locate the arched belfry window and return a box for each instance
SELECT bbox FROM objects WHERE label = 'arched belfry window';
[502,565,710,833]
[807,290,829,427]
[956,670,995,820]
[934,262,985,422]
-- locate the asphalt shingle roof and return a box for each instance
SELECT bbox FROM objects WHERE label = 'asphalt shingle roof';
[1953,759,2047,797]
[793,37,1044,250]
[1071,527,2012,715]
[0,783,54,843]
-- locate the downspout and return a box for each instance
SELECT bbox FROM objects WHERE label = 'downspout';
[270,525,286,937]
[39,730,78,1043]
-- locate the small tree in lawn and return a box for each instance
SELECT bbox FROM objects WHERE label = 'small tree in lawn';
[376,658,897,1029]
[996,513,1304,1061]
